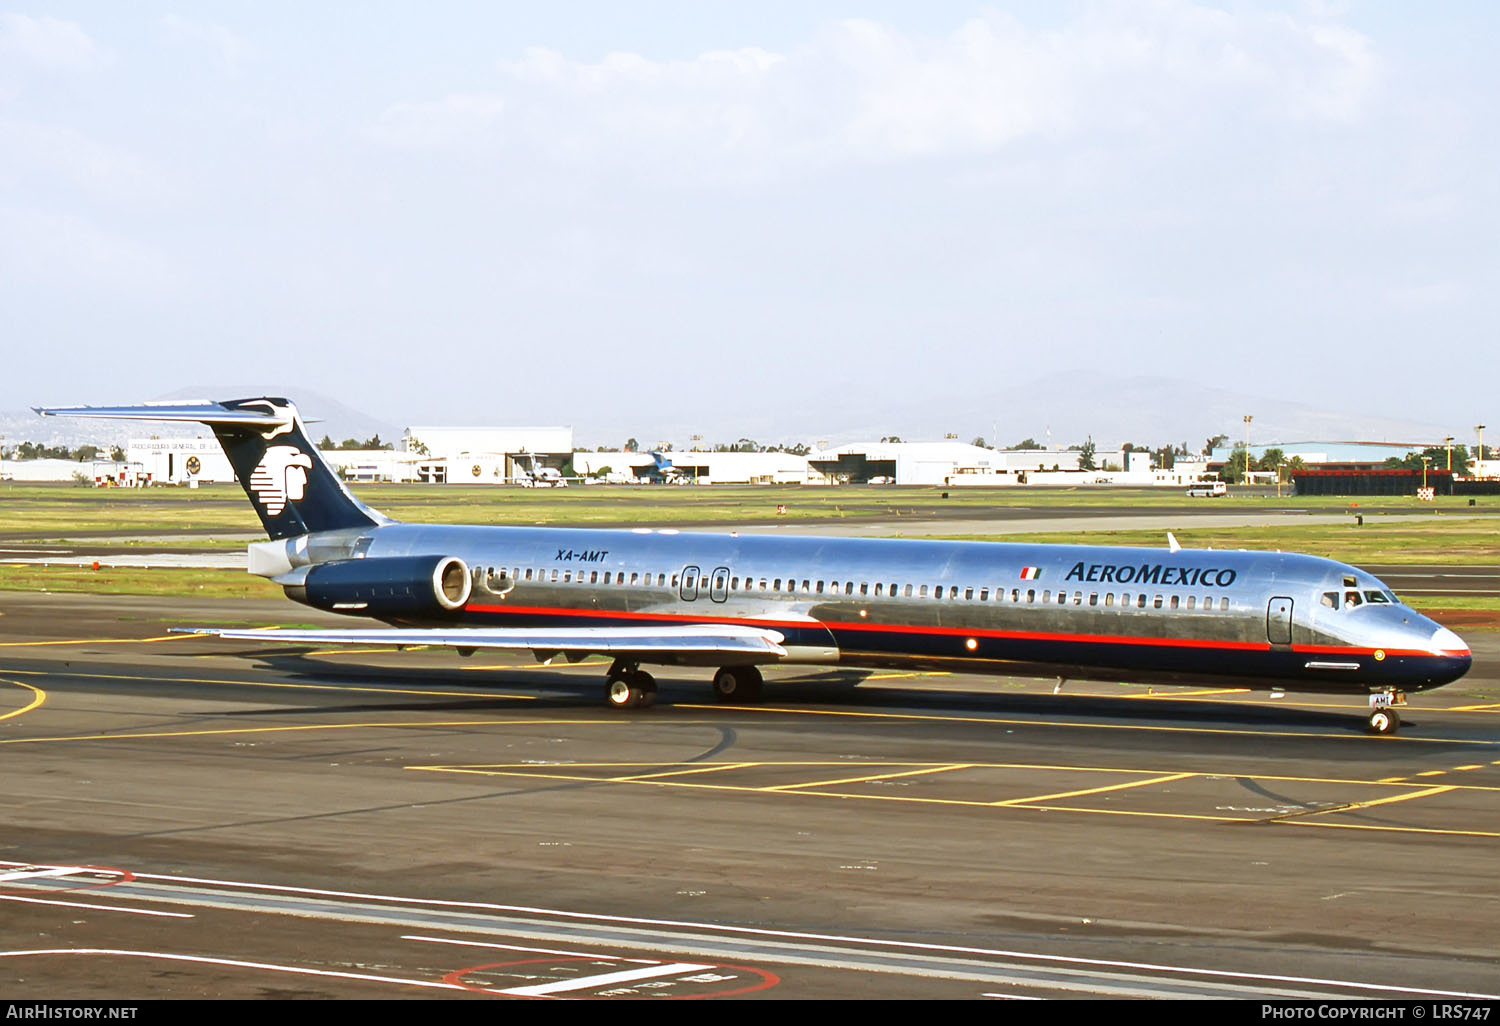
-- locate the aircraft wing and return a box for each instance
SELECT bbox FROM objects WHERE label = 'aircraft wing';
[180,623,788,663]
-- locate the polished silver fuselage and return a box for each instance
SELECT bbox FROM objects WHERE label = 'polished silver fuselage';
[287,522,1471,694]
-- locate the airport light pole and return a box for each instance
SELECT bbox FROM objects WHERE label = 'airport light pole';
[1445,436,1454,472]
[1478,425,1488,477]
[1422,454,1431,491]
[1243,415,1252,485]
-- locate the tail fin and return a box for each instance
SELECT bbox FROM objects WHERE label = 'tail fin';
[35,397,388,540]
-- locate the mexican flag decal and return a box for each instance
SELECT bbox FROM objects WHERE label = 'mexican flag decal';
[1019,566,1041,580]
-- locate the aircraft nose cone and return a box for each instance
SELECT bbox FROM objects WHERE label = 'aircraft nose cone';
[1427,626,1472,685]
[1430,626,1470,657]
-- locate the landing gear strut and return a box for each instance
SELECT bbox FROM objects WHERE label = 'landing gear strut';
[604,660,656,710]
[1368,689,1406,735]
[712,665,764,703]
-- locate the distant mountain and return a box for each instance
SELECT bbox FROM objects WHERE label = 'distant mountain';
[949,372,1455,450]
[569,372,1457,452]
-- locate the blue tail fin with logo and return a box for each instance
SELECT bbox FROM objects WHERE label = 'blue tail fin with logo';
[35,397,387,540]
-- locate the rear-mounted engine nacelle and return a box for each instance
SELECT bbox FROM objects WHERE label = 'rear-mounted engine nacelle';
[295,554,471,618]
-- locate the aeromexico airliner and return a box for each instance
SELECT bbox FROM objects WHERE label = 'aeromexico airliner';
[39,397,1471,733]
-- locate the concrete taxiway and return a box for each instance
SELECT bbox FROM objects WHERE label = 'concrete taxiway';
[2,592,1499,1000]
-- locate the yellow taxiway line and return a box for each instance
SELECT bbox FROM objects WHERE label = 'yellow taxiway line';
[0,678,45,722]
[0,634,199,648]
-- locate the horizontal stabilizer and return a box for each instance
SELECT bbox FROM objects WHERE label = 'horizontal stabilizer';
[34,401,294,430]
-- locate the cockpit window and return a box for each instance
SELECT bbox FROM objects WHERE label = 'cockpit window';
[1321,592,1338,609]
[1344,591,1363,608]
[1364,590,1390,604]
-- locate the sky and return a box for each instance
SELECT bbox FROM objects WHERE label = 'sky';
[3,2,1497,448]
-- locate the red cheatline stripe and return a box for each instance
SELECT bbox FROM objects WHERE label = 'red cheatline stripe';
[464,604,1436,659]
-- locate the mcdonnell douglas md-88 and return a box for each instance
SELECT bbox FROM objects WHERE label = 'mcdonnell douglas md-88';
[38,397,1472,733]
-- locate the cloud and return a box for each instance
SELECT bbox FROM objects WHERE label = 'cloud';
[367,2,1382,178]
[161,14,255,74]
[368,93,507,148]
[0,12,104,74]
[0,117,155,201]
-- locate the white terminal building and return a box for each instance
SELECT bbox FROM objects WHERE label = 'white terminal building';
[128,437,235,484]
[398,426,576,484]
[570,450,810,485]
[805,442,1207,487]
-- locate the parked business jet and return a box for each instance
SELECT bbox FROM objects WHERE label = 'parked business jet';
[37,398,1471,733]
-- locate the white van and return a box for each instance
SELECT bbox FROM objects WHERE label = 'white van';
[1186,481,1227,498]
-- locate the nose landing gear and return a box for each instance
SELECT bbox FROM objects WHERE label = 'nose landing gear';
[1368,689,1406,735]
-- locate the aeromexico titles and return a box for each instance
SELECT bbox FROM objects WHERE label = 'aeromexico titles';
[37,397,1472,734]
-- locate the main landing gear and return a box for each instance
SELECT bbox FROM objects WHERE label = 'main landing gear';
[602,663,766,709]
[711,665,763,703]
[604,660,656,710]
[1368,689,1407,735]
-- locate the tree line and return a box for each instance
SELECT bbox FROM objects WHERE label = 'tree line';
[4,442,125,461]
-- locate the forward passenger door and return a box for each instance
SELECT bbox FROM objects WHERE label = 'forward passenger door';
[1267,597,1294,645]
